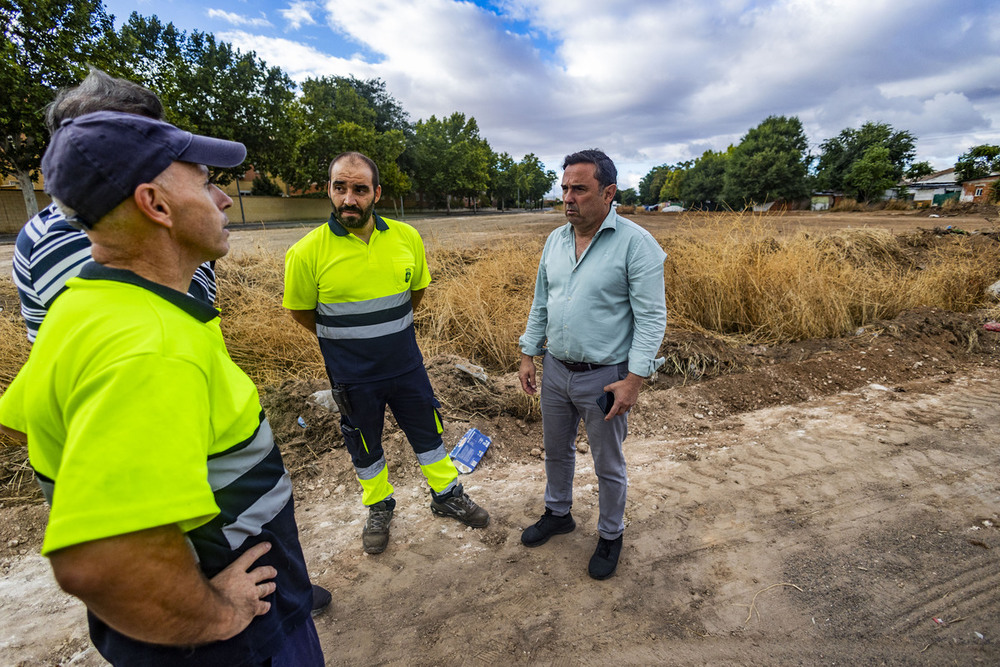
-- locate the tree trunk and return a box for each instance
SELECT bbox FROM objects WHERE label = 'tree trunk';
[18,170,39,219]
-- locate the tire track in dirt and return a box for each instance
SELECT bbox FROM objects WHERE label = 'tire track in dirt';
[632,373,1000,662]
[5,372,1000,665]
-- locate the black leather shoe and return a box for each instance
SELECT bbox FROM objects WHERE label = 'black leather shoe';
[588,535,623,580]
[521,508,576,547]
[311,585,332,616]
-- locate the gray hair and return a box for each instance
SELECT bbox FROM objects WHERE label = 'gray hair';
[45,67,164,134]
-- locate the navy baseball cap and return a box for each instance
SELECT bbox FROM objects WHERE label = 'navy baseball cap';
[41,110,247,228]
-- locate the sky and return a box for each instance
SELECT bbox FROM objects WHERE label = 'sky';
[102,0,1000,194]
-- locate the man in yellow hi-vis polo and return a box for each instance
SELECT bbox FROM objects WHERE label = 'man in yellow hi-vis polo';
[283,151,489,554]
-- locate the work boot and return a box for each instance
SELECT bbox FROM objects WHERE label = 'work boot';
[310,585,332,616]
[362,499,395,554]
[430,484,489,527]
[521,508,576,547]
[588,535,623,580]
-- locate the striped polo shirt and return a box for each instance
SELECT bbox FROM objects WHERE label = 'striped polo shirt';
[0,263,311,665]
[14,202,217,343]
[283,213,431,384]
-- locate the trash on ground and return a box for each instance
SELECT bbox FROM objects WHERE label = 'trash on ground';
[296,416,308,429]
[455,363,488,382]
[310,389,339,412]
[449,428,492,473]
[984,322,1000,332]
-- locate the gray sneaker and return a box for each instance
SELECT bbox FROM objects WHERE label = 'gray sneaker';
[362,500,394,554]
[430,484,489,528]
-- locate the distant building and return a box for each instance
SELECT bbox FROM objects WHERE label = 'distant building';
[959,175,998,204]
[893,168,961,207]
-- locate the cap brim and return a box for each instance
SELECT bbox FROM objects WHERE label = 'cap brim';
[180,134,247,168]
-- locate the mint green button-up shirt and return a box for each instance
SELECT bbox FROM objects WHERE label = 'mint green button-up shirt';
[519,207,667,377]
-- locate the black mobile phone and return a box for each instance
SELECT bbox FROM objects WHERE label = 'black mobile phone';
[596,391,615,415]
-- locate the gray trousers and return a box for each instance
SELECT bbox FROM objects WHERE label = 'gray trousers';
[540,351,629,540]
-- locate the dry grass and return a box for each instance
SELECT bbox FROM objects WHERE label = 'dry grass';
[660,213,1000,344]
[417,239,543,372]
[0,279,30,389]
[0,214,998,391]
[832,198,866,212]
[215,243,326,386]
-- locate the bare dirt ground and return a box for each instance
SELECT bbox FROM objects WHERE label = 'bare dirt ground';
[2,208,1000,666]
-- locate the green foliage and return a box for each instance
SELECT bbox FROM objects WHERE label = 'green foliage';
[411,112,491,211]
[954,144,1000,183]
[0,0,117,215]
[845,145,896,203]
[816,121,916,195]
[292,76,409,199]
[516,153,556,208]
[251,174,282,197]
[117,15,298,187]
[489,152,517,208]
[722,115,809,206]
[638,164,680,206]
[657,168,686,202]
[905,161,935,180]
[680,148,730,209]
[617,187,639,206]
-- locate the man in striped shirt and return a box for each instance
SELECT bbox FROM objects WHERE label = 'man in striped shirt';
[13,68,215,343]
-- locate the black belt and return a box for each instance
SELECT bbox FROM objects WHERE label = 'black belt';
[554,357,607,372]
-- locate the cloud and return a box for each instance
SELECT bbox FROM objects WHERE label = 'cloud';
[218,31,372,80]
[280,1,319,31]
[206,9,272,28]
[222,0,1000,182]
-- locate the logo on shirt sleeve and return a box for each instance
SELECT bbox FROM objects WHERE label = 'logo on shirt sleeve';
[405,268,412,283]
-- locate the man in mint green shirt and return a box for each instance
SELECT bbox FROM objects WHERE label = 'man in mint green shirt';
[518,148,667,580]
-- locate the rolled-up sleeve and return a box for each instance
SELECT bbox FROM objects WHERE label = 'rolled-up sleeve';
[626,237,667,377]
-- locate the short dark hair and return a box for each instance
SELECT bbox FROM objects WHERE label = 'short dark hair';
[45,67,164,134]
[563,149,617,190]
[329,152,380,190]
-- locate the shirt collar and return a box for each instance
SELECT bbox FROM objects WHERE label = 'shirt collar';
[78,262,220,323]
[560,206,617,237]
[326,212,389,236]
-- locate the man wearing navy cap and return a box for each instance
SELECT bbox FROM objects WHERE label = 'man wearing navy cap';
[0,112,324,665]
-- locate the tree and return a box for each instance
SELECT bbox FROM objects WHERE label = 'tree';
[657,165,688,203]
[845,146,896,203]
[954,145,1000,183]
[638,164,671,206]
[291,76,409,201]
[116,15,299,188]
[722,115,809,206]
[815,121,916,195]
[338,76,410,133]
[0,0,117,217]
[680,148,730,209]
[516,153,556,209]
[251,174,282,197]
[489,151,517,209]
[411,112,491,212]
[617,187,639,206]
[905,161,935,181]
